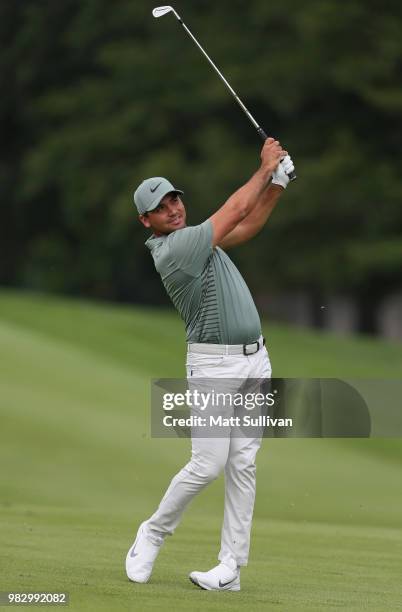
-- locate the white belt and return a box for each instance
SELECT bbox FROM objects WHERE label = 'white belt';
[188,337,265,356]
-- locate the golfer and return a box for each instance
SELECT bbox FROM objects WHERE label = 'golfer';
[126,138,294,591]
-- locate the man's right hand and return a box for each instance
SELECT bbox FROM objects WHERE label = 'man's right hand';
[260,137,287,173]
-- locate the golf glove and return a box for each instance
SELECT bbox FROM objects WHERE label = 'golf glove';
[271,155,295,189]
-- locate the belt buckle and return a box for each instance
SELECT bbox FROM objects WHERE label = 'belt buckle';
[243,340,259,356]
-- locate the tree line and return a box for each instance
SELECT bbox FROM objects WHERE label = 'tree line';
[1,0,401,330]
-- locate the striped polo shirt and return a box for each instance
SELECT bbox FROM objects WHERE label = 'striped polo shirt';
[145,219,261,344]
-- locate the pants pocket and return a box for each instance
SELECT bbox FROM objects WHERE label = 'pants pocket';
[186,353,225,377]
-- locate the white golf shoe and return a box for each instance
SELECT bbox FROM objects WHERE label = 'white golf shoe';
[125,521,163,583]
[189,562,240,591]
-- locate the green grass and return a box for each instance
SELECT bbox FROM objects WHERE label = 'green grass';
[0,289,402,611]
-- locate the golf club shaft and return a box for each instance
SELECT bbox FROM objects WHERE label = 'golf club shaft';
[179,20,259,129]
[175,13,297,181]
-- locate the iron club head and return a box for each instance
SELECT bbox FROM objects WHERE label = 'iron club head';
[152,6,174,18]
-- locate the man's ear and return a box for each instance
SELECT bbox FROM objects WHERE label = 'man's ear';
[139,214,151,228]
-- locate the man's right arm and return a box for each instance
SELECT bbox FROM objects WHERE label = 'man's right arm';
[209,138,286,247]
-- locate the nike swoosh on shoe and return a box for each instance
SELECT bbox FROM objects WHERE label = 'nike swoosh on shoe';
[219,578,236,588]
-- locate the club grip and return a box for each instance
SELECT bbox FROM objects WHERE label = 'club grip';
[257,127,297,182]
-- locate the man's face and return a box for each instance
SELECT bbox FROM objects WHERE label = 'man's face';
[139,192,187,235]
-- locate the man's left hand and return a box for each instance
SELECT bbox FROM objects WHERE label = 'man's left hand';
[271,155,295,189]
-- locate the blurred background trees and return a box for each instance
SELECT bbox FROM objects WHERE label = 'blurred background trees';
[1,0,401,334]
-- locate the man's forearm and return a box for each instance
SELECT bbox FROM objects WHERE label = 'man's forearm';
[237,183,282,236]
[217,152,294,250]
[217,183,283,250]
[224,165,273,219]
[209,138,285,247]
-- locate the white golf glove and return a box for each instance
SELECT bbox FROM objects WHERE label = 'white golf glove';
[271,155,295,189]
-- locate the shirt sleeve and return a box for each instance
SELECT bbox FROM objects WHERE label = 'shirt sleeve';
[167,219,213,276]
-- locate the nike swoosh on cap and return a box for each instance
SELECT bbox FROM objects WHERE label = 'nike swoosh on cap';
[150,182,162,193]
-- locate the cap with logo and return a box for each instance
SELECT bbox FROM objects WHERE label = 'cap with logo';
[134,177,184,214]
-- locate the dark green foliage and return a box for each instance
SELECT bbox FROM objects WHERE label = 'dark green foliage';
[1,0,401,303]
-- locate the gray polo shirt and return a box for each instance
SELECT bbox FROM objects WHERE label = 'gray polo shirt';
[145,219,262,344]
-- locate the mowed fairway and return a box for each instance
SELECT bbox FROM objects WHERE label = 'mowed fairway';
[0,290,401,612]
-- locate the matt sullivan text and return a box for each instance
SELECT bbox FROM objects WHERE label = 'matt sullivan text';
[163,415,293,428]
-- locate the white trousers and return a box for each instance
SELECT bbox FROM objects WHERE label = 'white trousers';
[146,341,272,567]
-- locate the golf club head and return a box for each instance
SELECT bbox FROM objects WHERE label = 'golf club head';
[152,6,174,18]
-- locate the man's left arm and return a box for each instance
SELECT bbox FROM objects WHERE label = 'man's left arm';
[219,156,294,250]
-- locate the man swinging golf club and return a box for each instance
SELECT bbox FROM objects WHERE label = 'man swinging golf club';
[126,138,295,591]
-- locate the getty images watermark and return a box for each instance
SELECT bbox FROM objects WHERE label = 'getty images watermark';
[161,387,292,430]
[153,378,287,438]
[150,378,402,438]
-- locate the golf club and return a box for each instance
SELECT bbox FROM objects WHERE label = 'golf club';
[152,5,296,181]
